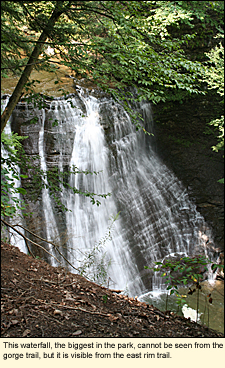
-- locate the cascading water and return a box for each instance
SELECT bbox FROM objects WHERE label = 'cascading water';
[64,89,147,294]
[3,88,217,297]
[32,88,215,296]
[38,108,60,266]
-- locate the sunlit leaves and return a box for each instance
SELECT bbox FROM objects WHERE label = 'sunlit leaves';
[2,0,223,117]
[2,0,218,105]
[209,116,224,152]
[204,38,224,97]
[203,34,224,155]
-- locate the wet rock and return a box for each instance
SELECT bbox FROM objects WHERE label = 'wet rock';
[153,91,224,252]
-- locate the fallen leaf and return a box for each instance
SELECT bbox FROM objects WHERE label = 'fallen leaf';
[72,330,82,336]
[107,314,119,322]
[22,329,31,337]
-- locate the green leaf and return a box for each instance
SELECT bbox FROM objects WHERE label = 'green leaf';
[16,187,27,194]
[52,119,59,127]
[186,267,192,272]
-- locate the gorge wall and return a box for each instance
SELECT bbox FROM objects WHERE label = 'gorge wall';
[3,83,223,296]
[153,91,224,252]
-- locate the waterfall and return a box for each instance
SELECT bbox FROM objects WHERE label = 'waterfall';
[64,90,146,294]
[38,108,60,266]
[35,88,214,296]
[4,89,216,296]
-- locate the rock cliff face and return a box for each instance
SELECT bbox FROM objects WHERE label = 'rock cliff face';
[8,85,224,265]
[10,93,88,258]
[153,91,224,252]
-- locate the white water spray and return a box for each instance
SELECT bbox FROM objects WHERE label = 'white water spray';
[2,89,217,296]
[38,89,215,295]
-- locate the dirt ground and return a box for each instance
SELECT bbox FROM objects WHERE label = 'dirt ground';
[1,241,224,338]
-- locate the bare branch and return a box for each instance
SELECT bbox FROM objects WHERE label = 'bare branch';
[1,219,60,264]
[10,222,80,273]
[2,38,87,46]
[1,58,62,70]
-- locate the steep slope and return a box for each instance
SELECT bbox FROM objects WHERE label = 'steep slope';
[1,241,223,338]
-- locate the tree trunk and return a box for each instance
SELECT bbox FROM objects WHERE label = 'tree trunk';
[1,5,63,133]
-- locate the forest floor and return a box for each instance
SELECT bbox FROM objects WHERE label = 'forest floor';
[1,241,224,338]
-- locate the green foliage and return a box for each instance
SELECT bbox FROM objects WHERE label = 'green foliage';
[1,1,224,233]
[145,255,224,322]
[1,1,224,135]
[203,34,224,156]
[84,1,207,106]
[204,37,224,97]
[209,116,224,153]
[1,1,33,77]
[1,130,27,154]
[102,295,108,303]
[2,2,223,106]
[1,128,111,219]
[1,130,28,217]
[217,178,224,184]
[40,164,111,211]
[77,214,119,285]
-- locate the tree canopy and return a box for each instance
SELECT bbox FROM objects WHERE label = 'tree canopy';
[1,1,224,219]
[1,0,224,272]
[1,1,224,133]
[203,34,224,157]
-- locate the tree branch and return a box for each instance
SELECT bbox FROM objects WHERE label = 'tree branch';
[1,3,65,133]
[8,222,80,273]
[1,219,60,264]
[1,58,62,70]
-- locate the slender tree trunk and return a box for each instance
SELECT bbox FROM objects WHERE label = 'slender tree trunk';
[1,6,63,133]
